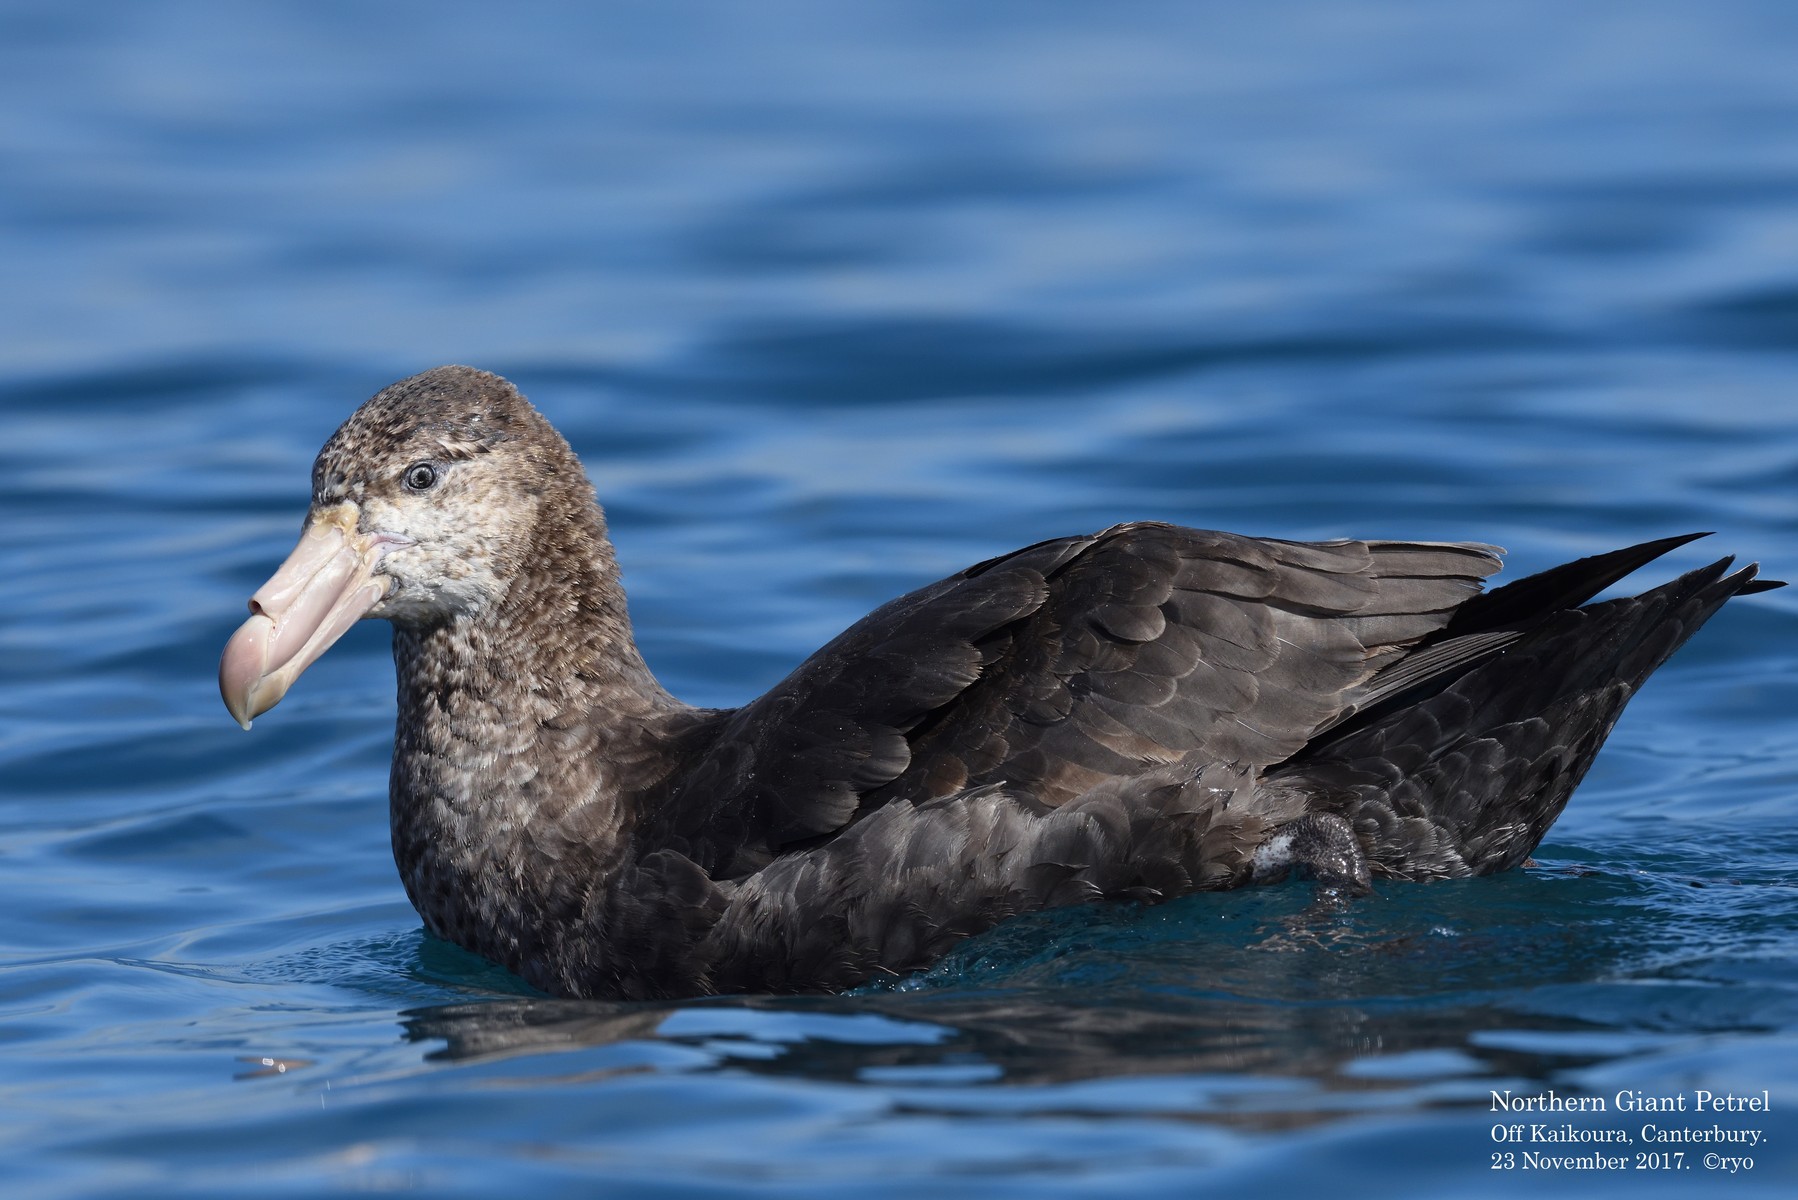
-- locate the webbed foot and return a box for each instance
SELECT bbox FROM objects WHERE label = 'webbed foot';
[1253,813,1373,897]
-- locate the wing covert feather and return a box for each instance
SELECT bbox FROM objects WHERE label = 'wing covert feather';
[664,523,1502,864]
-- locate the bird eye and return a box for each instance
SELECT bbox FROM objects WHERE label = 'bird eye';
[403,462,440,492]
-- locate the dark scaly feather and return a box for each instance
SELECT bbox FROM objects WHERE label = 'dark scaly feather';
[1269,559,1769,878]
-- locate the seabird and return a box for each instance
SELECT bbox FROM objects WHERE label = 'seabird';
[220,366,1781,999]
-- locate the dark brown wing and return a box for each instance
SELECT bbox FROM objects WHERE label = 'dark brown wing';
[654,534,1097,872]
[1268,557,1773,879]
[868,524,1503,809]
[659,523,1501,873]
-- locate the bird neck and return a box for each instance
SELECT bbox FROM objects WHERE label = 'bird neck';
[392,513,679,742]
[383,515,683,979]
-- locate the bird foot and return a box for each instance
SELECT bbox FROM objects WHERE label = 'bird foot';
[1252,813,1373,897]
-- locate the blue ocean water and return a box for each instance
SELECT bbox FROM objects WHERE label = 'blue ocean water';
[2,1,1797,1194]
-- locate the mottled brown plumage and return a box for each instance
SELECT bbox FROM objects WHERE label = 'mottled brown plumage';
[219,366,1781,999]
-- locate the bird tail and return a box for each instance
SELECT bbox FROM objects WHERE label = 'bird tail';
[1268,549,1780,880]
